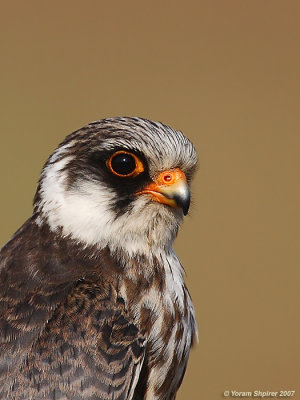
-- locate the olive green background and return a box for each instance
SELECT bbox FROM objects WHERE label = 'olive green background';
[1,1,299,399]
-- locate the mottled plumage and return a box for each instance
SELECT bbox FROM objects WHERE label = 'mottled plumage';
[0,117,197,399]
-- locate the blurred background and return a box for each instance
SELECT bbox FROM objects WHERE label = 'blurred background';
[1,1,299,398]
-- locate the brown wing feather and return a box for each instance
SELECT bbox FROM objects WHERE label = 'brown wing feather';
[0,219,145,399]
[6,280,145,400]
[0,218,73,389]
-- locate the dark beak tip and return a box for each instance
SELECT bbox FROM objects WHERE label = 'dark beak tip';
[174,193,190,216]
[183,206,189,216]
[182,200,190,216]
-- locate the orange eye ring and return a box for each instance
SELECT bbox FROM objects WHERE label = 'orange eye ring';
[107,150,144,177]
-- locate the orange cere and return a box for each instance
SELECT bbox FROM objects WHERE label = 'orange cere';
[136,168,187,207]
[154,168,187,186]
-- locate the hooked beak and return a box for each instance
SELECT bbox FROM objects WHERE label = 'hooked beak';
[136,168,191,215]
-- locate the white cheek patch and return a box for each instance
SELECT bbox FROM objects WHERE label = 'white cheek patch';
[37,156,182,257]
[38,159,116,248]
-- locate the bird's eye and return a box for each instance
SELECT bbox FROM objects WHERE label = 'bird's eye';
[107,151,144,177]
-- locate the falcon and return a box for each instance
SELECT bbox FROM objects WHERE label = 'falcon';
[0,117,198,400]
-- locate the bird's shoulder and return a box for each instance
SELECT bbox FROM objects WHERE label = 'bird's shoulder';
[0,218,146,399]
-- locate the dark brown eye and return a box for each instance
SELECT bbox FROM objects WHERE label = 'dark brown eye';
[107,151,144,177]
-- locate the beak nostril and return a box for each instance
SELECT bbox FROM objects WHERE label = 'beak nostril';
[163,174,172,182]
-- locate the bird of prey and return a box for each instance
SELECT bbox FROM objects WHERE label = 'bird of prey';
[0,117,197,400]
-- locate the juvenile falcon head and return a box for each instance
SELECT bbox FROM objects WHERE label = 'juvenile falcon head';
[34,117,197,255]
[0,117,198,400]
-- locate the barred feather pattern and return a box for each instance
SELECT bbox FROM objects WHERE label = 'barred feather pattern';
[0,218,196,400]
[1,117,197,399]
